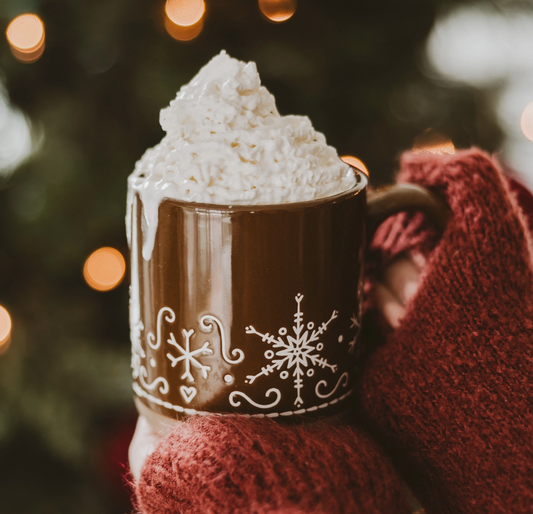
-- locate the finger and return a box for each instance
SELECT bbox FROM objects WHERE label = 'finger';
[129,416,162,482]
[373,281,406,329]
[382,255,422,307]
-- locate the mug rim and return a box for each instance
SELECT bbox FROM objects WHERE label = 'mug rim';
[154,166,367,213]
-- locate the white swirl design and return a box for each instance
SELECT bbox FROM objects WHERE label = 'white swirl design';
[139,366,170,394]
[134,382,355,418]
[131,353,141,380]
[200,314,245,364]
[229,388,281,409]
[147,307,176,350]
[315,372,349,399]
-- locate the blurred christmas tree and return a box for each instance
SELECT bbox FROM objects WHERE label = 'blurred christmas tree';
[0,0,502,512]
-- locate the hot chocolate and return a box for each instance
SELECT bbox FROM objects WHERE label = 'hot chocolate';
[128,52,364,429]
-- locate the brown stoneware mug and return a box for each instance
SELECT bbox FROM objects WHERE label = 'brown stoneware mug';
[130,169,447,429]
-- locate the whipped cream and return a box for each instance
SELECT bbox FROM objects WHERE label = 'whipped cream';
[127,50,355,260]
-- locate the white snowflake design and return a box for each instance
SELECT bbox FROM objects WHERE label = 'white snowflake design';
[244,293,339,407]
[166,328,213,383]
[348,313,359,354]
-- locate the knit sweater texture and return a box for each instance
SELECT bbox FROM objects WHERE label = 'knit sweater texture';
[359,148,533,513]
[135,415,411,514]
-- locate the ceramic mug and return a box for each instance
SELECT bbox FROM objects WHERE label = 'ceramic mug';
[129,169,447,429]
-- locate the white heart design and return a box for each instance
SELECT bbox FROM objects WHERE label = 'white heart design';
[180,385,197,404]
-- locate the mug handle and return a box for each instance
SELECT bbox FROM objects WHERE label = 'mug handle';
[366,184,449,240]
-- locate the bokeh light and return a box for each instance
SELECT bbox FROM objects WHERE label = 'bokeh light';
[341,155,369,176]
[0,305,12,355]
[165,15,204,41]
[84,247,126,292]
[520,102,533,142]
[165,0,205,27]
[259,0,296,23]
[0,82,36,176]
[6,14,45,63]
[412,130,455,155]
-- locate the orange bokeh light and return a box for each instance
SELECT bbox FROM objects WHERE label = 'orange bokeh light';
[165,15,204,41]
[341,155,369,176]
[259,0,296,23]
[165,0,205,27]
[412,130,455,156]
[6,14,45,63]
[84,247,126,292]
[0,305,12,355]
[520,102,533,142]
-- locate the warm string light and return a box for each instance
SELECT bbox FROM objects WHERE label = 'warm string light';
[0,305,12,355]
[165,0,205,41]
[6,14,45,63]
[520,102,533,142]
[412,130,455,155]
[165,16,204,41]
[258,0,296,23]
[165,0,205,26]
[84,247,126,292]
[341,155,369,176]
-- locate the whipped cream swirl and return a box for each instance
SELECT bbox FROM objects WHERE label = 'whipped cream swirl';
[127,50,355,260]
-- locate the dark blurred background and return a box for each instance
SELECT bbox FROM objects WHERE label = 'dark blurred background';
[0,0,531,512]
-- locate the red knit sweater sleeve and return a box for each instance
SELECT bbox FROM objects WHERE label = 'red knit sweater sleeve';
[359,148,533,513]
[135,416,411,514]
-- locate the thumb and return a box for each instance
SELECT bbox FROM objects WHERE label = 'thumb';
[129,416,163,482]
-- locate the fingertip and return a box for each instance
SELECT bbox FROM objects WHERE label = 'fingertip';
[383,256,422,307]
[374,282,406,329]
